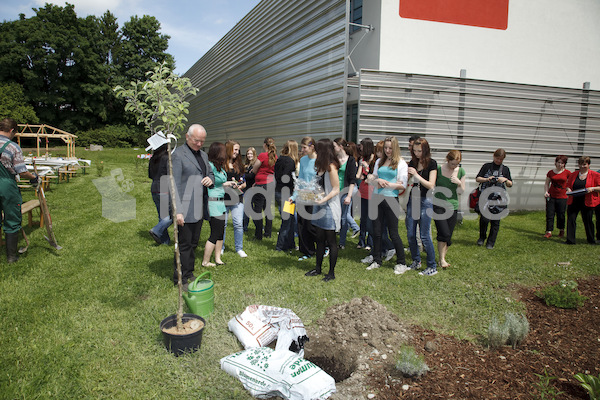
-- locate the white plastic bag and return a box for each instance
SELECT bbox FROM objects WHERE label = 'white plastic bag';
[228,305,309,356]
[220,347,336,400]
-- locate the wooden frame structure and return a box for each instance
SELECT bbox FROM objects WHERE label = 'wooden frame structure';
[15,124,77,158]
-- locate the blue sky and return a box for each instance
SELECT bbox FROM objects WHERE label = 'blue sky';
[0,0,262,75]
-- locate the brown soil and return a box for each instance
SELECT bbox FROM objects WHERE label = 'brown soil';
[162,319,204,335]
[303,276,600,400]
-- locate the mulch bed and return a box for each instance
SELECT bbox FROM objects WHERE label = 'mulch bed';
[372,276,600,399]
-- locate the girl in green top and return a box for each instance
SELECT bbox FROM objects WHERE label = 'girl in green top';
[433,150,466,268]
[202,142,238,267]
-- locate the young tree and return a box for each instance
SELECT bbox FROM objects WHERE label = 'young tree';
[114,61,198,330]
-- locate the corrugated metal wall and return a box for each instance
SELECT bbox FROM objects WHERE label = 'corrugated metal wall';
[358,70,600,210]
[183,0,347,149]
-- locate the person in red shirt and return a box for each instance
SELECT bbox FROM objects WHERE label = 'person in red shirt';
[565,156,600,245]
[543,155,571,238]
[251,137,277,240]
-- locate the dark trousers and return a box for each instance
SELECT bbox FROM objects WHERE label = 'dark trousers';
[297,204,316,256]
[315,226,337,276]
[596,205,600,241]
[546,197,567,232]
[252,185,272,239]
[434,207,458,246]
[358,197,374,248]
[566,201,595,244]
[479,215,501,247]
[208,215,225,244]
[174,220,203,284]
[275,191,296,251]
[372,196,406,265]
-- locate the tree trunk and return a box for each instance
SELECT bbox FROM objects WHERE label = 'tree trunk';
[167,140,184,331]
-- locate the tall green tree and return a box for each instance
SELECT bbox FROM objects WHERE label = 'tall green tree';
[0,5,174,132]
[0,82,39,123]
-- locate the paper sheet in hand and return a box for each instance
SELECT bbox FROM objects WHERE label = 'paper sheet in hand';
[283,201,295,215]
[567,188,587,197]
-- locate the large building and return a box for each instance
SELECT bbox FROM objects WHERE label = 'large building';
[183,0,600,210]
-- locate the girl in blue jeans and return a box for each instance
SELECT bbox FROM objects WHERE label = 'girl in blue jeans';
[406,138,438,276]
[223,140,247,257]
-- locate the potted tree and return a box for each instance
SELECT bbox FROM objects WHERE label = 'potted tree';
[114,62,204,355]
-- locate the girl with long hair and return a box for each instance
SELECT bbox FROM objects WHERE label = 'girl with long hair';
[366,137,409,274]
[406,137,438,275]
[305,139,341,282]
[333,138,359,249]
[222,140,248,257]
[434,150,466,268]
[251,137,277,240]
[274,139,299,251]
[293,136,318,261]
[203,142,238,266]
[357,137,375,250]
[242,147,257,233]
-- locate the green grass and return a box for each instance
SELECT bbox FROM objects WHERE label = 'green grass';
[1,147,598,399]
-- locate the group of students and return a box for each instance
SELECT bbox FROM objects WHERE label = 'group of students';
[147,131,600,286]
[544,155,600,245]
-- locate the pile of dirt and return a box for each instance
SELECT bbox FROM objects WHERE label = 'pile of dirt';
[300,276,598,400]
[303,296,412,400]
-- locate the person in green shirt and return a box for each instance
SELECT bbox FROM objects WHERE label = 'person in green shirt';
[433,150,466,268]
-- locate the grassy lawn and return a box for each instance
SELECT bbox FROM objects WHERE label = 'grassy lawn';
[1,147,598,399]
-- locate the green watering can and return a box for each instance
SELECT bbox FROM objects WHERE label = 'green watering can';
[182,271,214,319]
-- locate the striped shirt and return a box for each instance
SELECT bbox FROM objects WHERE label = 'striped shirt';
[0,136,27,176]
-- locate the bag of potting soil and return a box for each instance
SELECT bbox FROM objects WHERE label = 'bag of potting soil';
[220,347,336,400]
[228,305,309,357]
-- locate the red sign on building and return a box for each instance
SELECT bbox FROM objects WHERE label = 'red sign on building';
[399,0,509,30]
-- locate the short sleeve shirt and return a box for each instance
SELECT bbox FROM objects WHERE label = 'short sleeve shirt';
[255,152,276,185]
[0,136,27,176]
[408,159,438,198]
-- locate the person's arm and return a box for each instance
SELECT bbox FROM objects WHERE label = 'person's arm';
[411,163,437,190]
[544,176,551,197]
[498,166,512,188]
[318,165,340,204]
[251,158,261,175]
[343,157,357,204]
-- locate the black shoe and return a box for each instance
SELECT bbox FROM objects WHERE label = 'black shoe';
[338,244,345,250]
[564,241,575,245]
[486,243,494,249]
[305,269,321,276]
[322,274,335,282]
[477,238,484,246]
[149,230,162,245]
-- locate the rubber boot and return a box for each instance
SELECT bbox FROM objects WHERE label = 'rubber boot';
[5,232,19,263]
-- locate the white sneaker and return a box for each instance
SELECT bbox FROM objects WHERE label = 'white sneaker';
[237,250,248,258]
[221,247,225,255]
[361,255,374,264]
[394,264,410,275]
[384,249,396,262]
[366,262,380,270]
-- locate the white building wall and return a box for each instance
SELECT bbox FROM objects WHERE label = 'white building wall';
[369,0,600,90]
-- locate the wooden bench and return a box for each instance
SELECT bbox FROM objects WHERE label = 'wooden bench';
[58,167,77,182]
[21,199,43,228]
[0,199,42,245]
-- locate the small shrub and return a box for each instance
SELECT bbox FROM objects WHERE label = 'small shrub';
[488,316,509,349]
[395,345,429,378]
[531,368,563,400]
[77,124,146,148]
[574,372,600,400]
[536,280,588,309]
[505,312,529,349]
[487,312,529,349]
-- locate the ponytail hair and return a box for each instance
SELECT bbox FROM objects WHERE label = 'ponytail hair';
[264,137,277,166]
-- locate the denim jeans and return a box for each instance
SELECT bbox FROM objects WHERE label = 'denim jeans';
[274,191,296,251]
[223,201,244,252]
[151,192,172,244]
[339,192,359,247]
[406,196,436,269]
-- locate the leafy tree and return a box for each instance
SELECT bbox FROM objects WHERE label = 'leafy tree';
[0,5,174,133]
[0,82,39,123]
[115,61,198,330]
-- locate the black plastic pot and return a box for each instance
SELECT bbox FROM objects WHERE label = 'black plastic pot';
[159,313,206,356]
